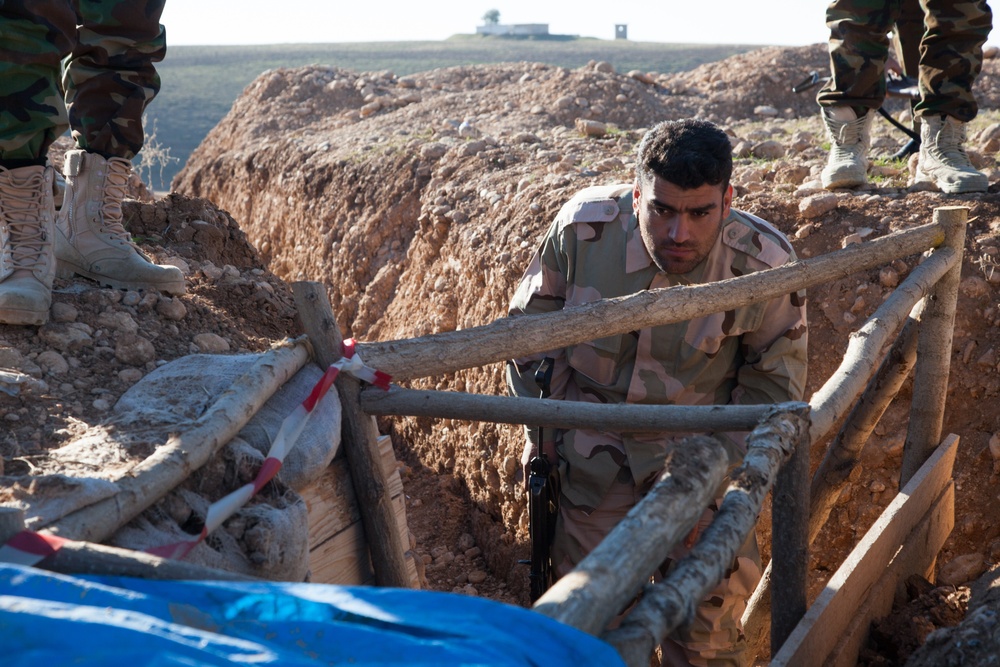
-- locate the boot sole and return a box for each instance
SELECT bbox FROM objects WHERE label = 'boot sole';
[57,261,187,296]
[914,168,988,194]
[0,306,48,326]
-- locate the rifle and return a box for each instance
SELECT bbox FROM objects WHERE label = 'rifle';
[525,357,557,602]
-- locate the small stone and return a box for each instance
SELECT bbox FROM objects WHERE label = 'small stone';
[842,233,863,248]
[750,140,785,160]
[464,546,482,559]
[50,302,79,323]
[795,223,814,239]
[36,350,69,375]
[193,333,230,353]
[754,105,780,117]
[467,569,488,584]
[457,533,475,551]
[976,348,997,368]
[115,334,156,365]
[937,553,987,586]
[593,61,614,74]
[799,193,839,219]
[989,433,1000,462]
[118,367,144,384]
[156,296,188,321]
[575,118,607,137]
[92,398,111,411]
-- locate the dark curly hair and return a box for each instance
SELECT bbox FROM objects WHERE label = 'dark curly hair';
[635,118,733,191]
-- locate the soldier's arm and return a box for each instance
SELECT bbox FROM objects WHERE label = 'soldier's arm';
[734,286,808,405]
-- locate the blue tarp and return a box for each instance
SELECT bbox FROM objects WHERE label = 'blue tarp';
[0,564,625,666]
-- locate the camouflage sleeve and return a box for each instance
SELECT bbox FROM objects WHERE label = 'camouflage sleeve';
[733,287,808,405]
[505,213,574,399]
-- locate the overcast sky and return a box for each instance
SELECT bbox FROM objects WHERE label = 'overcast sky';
[159,0,844,46]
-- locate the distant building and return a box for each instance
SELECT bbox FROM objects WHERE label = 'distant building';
[615,24,628,40]
[476,23,550,37]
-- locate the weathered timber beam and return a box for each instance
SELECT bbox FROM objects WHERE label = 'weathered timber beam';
[603,409,810,667]
[0,507,255,581]
[808,300,923,543]
[901,207,967,486]
[45,339,312,543]
[806,243,957,444]
[742,244,957,658]
[357,222,944,381]
[292,281,411,589]
[532,435,731,636]
[360,387,808,431]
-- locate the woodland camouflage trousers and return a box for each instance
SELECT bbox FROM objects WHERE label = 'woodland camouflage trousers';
[0,0,165,164]
[553,476,762,667]
[816,0,992,121]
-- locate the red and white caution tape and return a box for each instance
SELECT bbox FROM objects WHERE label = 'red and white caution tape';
[148,339,391,560]
[0,340,390,566]
[0,531,67,567]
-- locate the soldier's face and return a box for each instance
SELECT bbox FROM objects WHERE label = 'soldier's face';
[633,176,732,274]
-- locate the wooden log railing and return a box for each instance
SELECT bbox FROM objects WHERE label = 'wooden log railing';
[295,207,962,665]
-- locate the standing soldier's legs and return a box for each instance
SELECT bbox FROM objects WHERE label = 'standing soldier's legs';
[818,0,902,189]
[0,1,76,325]
[913,0,992,192]
[56,0,185,294]
[552,477,761,667]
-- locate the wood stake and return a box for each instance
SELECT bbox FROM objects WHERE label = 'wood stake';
[901,207,967,486]
[357,222,944,381]
[360,386,806,432]
[292,281,411,588]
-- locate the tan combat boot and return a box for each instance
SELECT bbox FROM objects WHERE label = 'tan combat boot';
[821,106,875,190]
[56,149,185,294]
[0,165,56,325]
[915,114,988,194]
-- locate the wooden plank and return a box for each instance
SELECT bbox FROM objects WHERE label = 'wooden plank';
[308,522,375,586]
[770,433,959,667]
[300,434,418,587]
[823,483,954,667]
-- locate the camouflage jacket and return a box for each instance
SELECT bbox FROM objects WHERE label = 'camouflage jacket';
[506,184,808,512]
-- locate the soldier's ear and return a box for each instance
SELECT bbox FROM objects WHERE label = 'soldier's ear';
[722,184,733,216]
[632,181,641,213]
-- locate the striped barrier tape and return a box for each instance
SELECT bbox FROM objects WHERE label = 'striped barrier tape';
[0,339,390,566]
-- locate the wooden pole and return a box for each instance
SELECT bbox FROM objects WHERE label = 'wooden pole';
[901,207,967,487]
[357,222,944,381]
[603,409,810,667]
[292,281,411,588]
[46,340,312,542]
[360,387,807,432]
[805,244,956,445]
[770,417,810,653]
[0,507,255,581]
[532,435,731,636]
[742,246,956,658]
[808,301,923,543]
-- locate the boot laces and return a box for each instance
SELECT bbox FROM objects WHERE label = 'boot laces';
[934,118,974,168]
[100,157,137,243]
[0,169,51,273]
[826,113,869,162]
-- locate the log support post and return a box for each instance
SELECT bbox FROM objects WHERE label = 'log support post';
[292,281,411,588]
[901,206,967,487]
[770,421,810,653]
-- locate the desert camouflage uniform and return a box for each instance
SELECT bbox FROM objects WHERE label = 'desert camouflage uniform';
[0,0,165,164]
[817,0,992,121]
[506,185,808,667]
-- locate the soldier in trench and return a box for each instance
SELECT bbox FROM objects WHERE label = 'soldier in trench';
[506,118,808,666]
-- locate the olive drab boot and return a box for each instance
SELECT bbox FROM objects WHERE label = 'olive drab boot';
[55,149,185,294]
[0,165,56,325]
[915,114,989,194]
[821,106,875,190]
